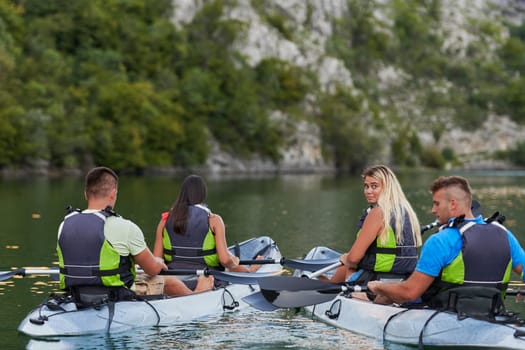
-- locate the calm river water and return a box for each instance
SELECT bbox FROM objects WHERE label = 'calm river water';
[2,169,525,349]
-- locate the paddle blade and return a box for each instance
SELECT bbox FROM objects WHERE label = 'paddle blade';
[260,287,342,308]
[259,276,336,291]
[259,276,343,308]
[0,268,25,281]
[242,292,279,311]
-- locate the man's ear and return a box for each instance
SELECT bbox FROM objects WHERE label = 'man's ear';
[448,198,457,212]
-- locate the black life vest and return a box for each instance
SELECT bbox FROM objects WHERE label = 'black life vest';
[162,204,219,269]
[57,207,134,289]
[424,215,512,311]
[357,206,418,276]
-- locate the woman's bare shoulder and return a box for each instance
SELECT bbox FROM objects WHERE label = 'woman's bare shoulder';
[368,206,383,216]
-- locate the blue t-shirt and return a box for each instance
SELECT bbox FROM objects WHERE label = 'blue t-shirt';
[416,215,525,278]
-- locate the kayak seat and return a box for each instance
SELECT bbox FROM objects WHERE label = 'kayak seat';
[229,236,276,260]
[69,285,136,309]
[436,286,504,321]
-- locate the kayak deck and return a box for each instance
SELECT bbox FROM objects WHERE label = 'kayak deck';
[309,295,525,349]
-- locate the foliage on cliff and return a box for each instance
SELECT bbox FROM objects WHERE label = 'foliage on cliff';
[1,0,525,173]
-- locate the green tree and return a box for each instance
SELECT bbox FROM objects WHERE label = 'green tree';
[317,88,378,173]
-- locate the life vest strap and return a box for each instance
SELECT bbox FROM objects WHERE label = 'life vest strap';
[163,247,217,257]
[60,265,128,277]
[365,246,403,254]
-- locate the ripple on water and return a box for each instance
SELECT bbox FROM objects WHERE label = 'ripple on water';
[26,308,391,350]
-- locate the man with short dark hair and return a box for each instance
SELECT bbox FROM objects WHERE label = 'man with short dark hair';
[368,175,525,308]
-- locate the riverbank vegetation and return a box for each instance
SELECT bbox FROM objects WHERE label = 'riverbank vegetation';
[2,0,525,174]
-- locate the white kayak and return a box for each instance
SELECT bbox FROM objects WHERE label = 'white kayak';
[295,246,525,349]
[18,236,282,338]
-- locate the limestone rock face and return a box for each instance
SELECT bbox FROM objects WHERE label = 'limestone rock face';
[172,0,525,173]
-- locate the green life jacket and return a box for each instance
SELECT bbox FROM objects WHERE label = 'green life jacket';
[437,218,511,290]
[57,206,135,290]
[424,215,512,316]
[357,207,418,275]
[162,204,219,269]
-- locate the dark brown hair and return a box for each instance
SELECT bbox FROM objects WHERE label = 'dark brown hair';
[84,166,118,199]
[430,175,471,196]
[170,175,207,234]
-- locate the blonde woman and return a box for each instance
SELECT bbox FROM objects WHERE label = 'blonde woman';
[327,165,421,284]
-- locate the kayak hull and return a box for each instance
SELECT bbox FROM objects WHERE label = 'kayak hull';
[20,283,260,337]
[18,236,281,338]
[298,246,525,349]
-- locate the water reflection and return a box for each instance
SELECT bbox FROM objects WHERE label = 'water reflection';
[0,280,15,296]
[25,309,388,350]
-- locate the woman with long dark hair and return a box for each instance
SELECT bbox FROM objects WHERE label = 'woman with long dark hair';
[153,175,259,293]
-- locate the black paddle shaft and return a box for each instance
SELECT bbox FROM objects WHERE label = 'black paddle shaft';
[238,257,340,271]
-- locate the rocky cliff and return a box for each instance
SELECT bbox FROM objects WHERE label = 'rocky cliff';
[171,0,525,174]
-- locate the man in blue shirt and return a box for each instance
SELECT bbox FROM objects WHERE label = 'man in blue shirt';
[368,175,525,305]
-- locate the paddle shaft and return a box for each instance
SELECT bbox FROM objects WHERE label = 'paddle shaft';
[0,258,337,282]
[239,259,277,265]
[506,289,525,296]
[304,261,343,279]
[421,221,439,233]
[0,266,273,276]
[239,257,340,271]
[0,267,280,285]
[0,268,60,281]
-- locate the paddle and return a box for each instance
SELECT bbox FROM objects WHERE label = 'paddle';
[239,257,340,271]
[259,276,366,308]
[0,267,282,285]
[256,275,525,309]
[258,276,525,309]
[243,261,345,311]
[300,261,343,279]
[505,289,525,296]
[420,220,439,233]
[0,267,59,281]
[158,268,283,285]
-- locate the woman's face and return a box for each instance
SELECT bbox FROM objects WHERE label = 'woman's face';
[363,175,382,204]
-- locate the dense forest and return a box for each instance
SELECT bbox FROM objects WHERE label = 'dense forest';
[2,0,525,175]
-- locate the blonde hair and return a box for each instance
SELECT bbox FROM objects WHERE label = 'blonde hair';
[362,165,421,246]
